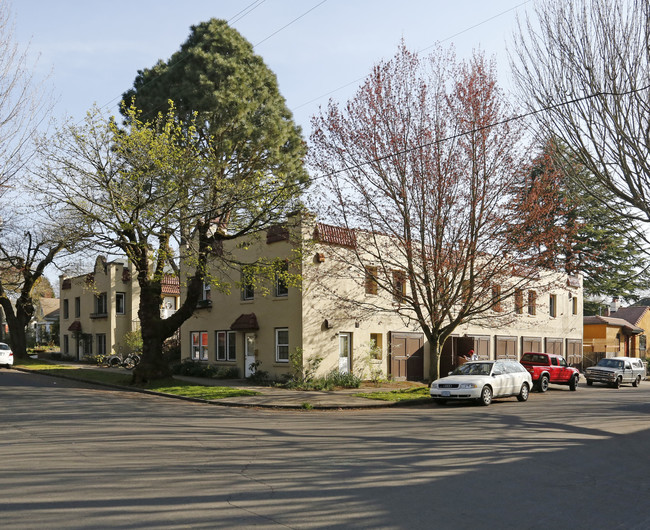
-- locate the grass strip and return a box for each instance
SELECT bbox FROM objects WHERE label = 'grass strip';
[354,386,430,402]
[14,359,259,400]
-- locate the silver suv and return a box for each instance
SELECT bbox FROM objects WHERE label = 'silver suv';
[585,356,646,388]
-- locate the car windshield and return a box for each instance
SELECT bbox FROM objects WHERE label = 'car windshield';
[596,358,623,369]
[0,344,9,350]
[450,362,493,376]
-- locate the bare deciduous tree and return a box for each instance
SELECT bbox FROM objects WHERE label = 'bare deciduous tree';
[511,0,650,231]
[310,44,559,380]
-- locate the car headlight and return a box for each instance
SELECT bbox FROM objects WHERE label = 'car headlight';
[430,383,438,389]
[459,383,477,389]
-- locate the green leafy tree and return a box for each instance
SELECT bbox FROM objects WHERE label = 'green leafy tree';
[41,20,307,383]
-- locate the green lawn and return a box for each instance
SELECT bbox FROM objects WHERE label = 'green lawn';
[354,386,431,402]
[13,358,259,400]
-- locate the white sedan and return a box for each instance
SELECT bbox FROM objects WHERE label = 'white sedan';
[430,360,532,406]
[0,342,13,368]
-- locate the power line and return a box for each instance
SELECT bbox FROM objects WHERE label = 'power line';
[254,0,328,48]
[312,84,650,180]
[293,0,533,112]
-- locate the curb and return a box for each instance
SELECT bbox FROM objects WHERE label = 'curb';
[9,367,431,410]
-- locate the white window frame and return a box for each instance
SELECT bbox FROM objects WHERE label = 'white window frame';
[191,331,209,361]
[216,330,237,361]
[275,328,289,362]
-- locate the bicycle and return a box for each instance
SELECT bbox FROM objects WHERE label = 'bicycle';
[105,352,141,370]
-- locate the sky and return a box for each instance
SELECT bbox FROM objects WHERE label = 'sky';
[12,0,535,137]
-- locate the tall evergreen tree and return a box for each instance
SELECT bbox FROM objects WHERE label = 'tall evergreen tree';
[510,138,649,305]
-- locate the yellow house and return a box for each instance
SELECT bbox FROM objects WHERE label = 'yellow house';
[583,314,643,364]
[180,216,583,382]
[609,306,650,358]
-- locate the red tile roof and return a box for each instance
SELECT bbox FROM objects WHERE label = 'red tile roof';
[314,223,357,248]
[161,275,180,295]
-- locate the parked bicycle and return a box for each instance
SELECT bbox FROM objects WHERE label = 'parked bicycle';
[105,352,141,370]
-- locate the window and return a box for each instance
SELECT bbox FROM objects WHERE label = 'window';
[393,270,406,303]
[572,296,578,315]
[95,293,108,315]
[514,289,523,314]
[216,330,237,361]
[241,268,254,301]
[369,333,383,360]
[527,290,537,316]
[63,299,69,319]
[96,334,106,356]
[63,335,69,354]
[549,294,557,318]
[116,292,125,315]
[275,328,289,362]
[275,261,289,297]
[365,266,378,295]
[491,285,502,312]
[202,282,211,301]
[74,297,81,318]
[191,331,209,360]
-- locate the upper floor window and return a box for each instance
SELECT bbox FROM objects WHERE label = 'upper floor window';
[549,294,557,318]
[202,282,211,301]
[116,292,125,315]
[392,270,406,303]
[528,290,537,316]
[275,261,289,297]
[74,297,81,318]
[241,268,254,301]
[514,289,523,315]
[365,266,378,295]
[63,299,69,319]
[491,285,502,312]
[95,292,108,315]
[572,296,578,315]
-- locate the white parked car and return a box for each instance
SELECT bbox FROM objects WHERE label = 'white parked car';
[0,342,13,367]
[430,360,532,406]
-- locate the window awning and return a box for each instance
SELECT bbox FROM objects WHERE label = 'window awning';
[230,313,259,331]
[68,321,82,332]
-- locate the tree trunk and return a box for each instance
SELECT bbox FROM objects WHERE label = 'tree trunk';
[132,285,172,384]
[1,296,33,359]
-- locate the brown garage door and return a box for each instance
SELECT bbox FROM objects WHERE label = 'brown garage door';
[390,332,424,381]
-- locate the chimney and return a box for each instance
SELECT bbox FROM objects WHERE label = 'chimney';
[610,297,620,314]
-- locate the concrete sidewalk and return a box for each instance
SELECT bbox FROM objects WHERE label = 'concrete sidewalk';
[17,360,430,409]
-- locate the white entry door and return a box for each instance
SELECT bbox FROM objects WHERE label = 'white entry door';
[339,333,351,374]
[245,333,256,377]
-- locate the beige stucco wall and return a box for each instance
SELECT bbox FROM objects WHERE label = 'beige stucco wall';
[180,235,303,379]
[59,258,139,359]
[179,216,583,381]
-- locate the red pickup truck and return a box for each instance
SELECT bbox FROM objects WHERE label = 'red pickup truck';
[519,352,580,392]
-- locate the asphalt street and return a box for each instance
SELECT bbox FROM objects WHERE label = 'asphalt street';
[2,368,649,529]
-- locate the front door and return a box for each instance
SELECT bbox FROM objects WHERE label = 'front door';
[339,333,351,374]
[245,333,256,377]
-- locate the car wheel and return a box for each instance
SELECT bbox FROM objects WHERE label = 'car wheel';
[479,386,493,406]
[612,376,622,389]
[633,375,641,388]
[586,379,593,386]
[538,375,549,393]
[517,382,529,402]
[569,374,579,391]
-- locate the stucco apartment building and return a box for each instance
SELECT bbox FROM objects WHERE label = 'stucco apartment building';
[180,216,584,382]
[59,256,180,360]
